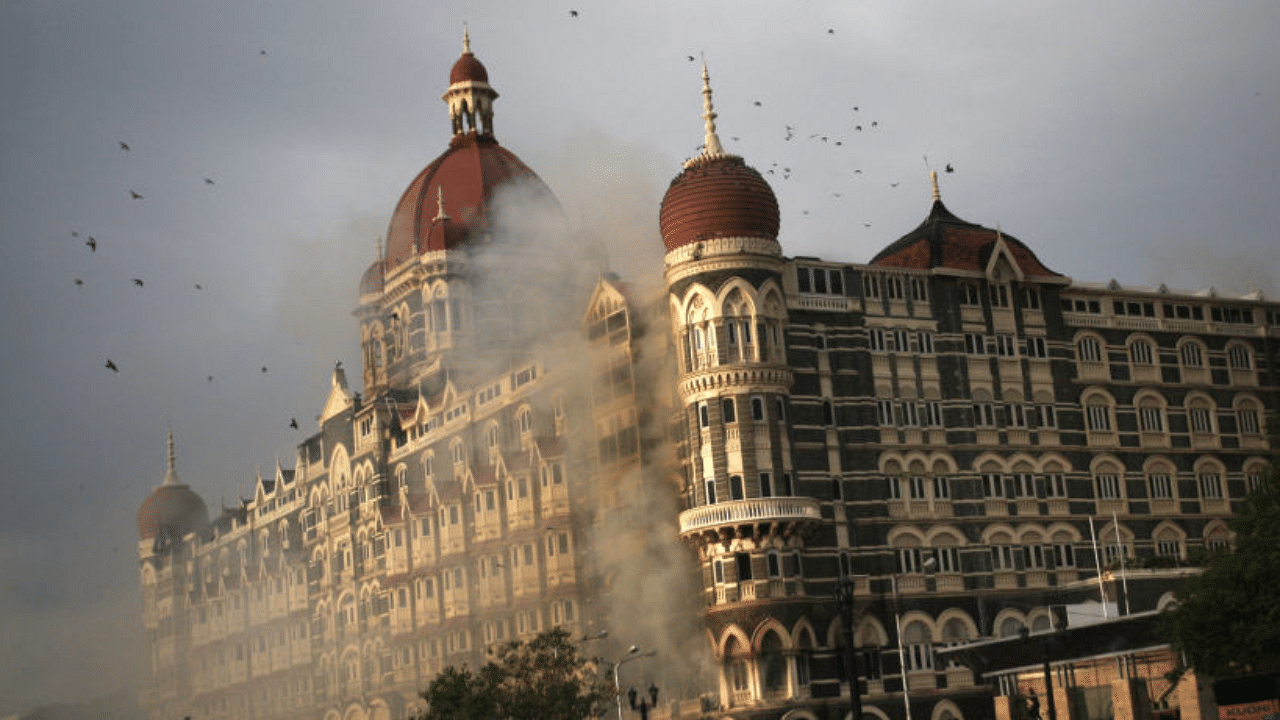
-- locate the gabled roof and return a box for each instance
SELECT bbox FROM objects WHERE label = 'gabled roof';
[871,199,1060,279]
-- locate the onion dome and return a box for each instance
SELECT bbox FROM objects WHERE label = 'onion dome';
[449,28,488,84]
[137,432,209,541]
[660,63,779,252]
[870,172,1059,277]
[381,29,557,270]
[359,258,384,296]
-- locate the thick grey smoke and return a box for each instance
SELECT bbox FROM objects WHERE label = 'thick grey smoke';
[467,131,718,698]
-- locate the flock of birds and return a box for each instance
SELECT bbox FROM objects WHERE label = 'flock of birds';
[87,137,302,430]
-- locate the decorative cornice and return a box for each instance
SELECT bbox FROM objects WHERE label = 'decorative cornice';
[678,365,794,404]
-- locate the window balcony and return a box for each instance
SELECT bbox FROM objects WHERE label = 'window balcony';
[679,496,823,544]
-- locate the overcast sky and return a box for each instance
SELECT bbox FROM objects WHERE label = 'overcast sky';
[2,0,1278,714]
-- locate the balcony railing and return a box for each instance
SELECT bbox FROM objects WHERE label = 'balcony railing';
[679,496,822,537]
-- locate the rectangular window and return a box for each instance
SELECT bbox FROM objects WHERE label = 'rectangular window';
[735,552,753,581]
[1130,341,1154,365]
[1190,407,1213,434]
[990,285,1011,308]
[705,479,717,505]
[1008,404,1029,429]
[973,402,996,428]
[698,402,709,428]
[877,400,896,426]
[1054,543,1075,568]
[1023,544,1046,569]
[911,278,929,302]
[959,282,981,306]
[759,472,773,498]
[1140,406,1164,432]
[1150,474,1173,499]
[887,476,902,500]
[1026,336,1048,359]
[898,547,922,573]
[924,401,943,427]
[1011,473,1035,498]
[1088,405,1112,432]
[991,545,1017,571]
[933,476,950,500]
[1199,473,1223,499]
[935,546,959,573]
[917,331,934,354]
[1023,287,1041,310]
[1097,474,1121,499]
[1045,473,1067,499]
[721,397,736,424]
[1238,409,1261,435]
[899,401,920,427]
[751,396,765,422]
[983,473,1004,499]
[964,333,987,355]
[908,475,927,500]
[1038,404,1058,429]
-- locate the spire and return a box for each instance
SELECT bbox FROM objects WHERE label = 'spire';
[162,430,181,486]
[434,186,449,221]
[930,170,941,202]
[699,60,724,158]
[462,24,471,55]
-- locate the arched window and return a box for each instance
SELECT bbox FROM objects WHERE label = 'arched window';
[1235,396,1263,436]
[1076,335,1103,363]
[759,631,788,698]
[1227,343,1253,371]
[1187,395,1217,438]
[941,617,970,667]
[1145,458,1176,501]
[901,620,934,671]
[1129,338,1155,366]
[998,617,1025,638]
[518,407,533,436]
[1083,390,1115,434]
[723,636,751,704]
[1093,459,1124,501]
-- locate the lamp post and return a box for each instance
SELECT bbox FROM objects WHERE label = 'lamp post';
[612,646,656,720]
[627,683,660,720]
[893,557,937,720]
[834,576,863,720]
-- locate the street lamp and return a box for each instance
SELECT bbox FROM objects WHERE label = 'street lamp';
[612,646,656,720]
[893,557,936,720]
[834,576,863,720]
[627,683,660,720]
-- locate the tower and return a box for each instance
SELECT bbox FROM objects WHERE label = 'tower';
[660,63,822,709]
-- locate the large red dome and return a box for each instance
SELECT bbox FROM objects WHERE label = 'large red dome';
[383,134,555,267]
[659,155,780,252]
[450,52,488,84]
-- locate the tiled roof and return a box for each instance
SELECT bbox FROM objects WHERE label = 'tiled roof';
[871,200,1059,277]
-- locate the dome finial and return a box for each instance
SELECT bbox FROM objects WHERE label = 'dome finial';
[699,60,724,158]
[930,170,940,201]
[462,24,471,55]
[163,430,180,486]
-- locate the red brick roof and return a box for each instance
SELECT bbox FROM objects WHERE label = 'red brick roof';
[660,155,779,251]
[871,200,1059,277]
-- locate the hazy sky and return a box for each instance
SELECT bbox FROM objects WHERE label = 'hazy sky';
[2,0,1278,714]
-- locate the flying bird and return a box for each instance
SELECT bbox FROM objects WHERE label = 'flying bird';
[119,142,130,151]
[890,182,899,188]
[569,9,578,16]
[74,278,83,286]
[207,375,215,383]
[86,237,96,252]
[855,125,862,131]
[129,190,143,200]
[133,278,144,286]
[261,366,268,373]
[290,418,299,429]
[945,163,955,173]
[195,283,203,290]
[871,121,878,127]
[753,100,762,106]
[687,55,695,62]
[260,49,268,55]
[105,359,119,372]
[72,231,78,237]
[204,178,215,185]
[827,28,834,34]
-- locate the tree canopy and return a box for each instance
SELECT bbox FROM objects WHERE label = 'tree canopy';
[1161,418,1280,678]
[414,628,614,720]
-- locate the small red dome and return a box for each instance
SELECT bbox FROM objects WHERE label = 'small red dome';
[138,483,209,541]
[359,260,384,296]
[450,52,488,84]
[383,134,555,267]
[659,155,780,252]
[871,199,1060,277]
